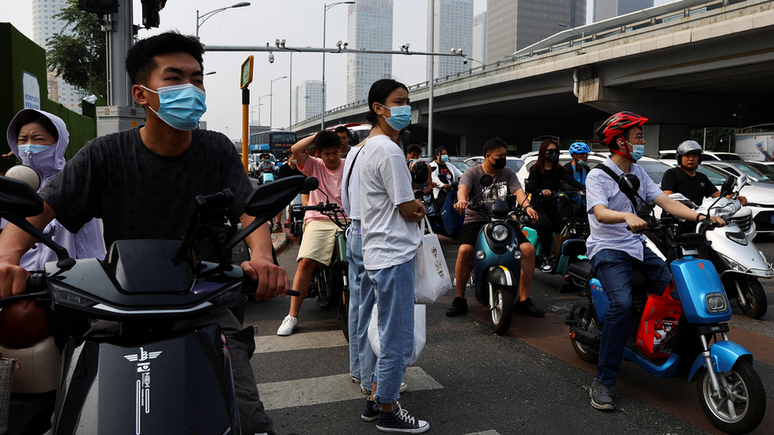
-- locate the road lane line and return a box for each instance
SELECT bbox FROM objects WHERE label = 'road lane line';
[254,330,348,354]
[464,431,500,435]
[258,367,444,410]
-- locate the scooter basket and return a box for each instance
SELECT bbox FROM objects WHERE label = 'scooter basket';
[636,281,681,359]
[0,357,19,435]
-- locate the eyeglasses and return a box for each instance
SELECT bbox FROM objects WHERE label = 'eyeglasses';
[629,134,645,141]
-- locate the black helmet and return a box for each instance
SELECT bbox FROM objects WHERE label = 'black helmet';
[676,140,702,166]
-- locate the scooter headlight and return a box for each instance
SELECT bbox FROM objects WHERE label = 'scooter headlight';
[513,250,522,260]
[476,250,486,260]
[491,224,509,242]
[709,202,738,219]
[705,292,729,313]
[720,253,749,273]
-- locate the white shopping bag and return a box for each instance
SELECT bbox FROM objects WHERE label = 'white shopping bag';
[414,217,453,304]
[368,304,426,365]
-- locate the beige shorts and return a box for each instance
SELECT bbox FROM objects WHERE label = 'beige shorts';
[297,219,341,266]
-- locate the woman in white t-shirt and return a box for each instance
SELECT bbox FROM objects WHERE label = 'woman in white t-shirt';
[354,79,430,433]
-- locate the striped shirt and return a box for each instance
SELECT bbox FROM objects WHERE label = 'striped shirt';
[586,157,664,261]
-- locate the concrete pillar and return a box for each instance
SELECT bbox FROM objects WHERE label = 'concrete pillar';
[643,123,692,155]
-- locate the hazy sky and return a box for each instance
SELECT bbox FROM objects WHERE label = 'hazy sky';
[0,0,669,140]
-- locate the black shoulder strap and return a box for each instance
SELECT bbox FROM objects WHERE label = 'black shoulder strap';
[345,145,364,195]
[593,165,639,212]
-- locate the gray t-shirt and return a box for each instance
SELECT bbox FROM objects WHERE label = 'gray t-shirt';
[40,128,252,252]
[460,165,522,224]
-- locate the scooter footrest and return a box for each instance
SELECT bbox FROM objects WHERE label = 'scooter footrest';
[696,323,729,335]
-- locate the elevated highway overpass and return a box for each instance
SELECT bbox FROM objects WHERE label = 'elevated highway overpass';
[293,0,774,155]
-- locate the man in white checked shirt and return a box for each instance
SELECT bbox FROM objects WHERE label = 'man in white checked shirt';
[584,111,725,412]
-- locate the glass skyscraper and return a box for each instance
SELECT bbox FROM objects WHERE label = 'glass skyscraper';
[346,0,394,104]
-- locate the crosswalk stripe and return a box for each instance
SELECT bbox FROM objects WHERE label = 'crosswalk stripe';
[254,331,348,354]
[464,431,500,435]
[258,367,444,410]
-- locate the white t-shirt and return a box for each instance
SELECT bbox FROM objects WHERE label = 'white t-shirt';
[358,135,421,270]
[341,144,364,220]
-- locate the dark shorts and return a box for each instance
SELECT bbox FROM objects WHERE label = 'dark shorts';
[459,220,529,247]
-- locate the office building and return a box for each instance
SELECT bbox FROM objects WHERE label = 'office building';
[486,0,586,61]
[292,80,323,125]
[426,0,474,78]
[32,0,83,113]
[346,0,394,104]
[594,0,654,22]
[472,11,487,66]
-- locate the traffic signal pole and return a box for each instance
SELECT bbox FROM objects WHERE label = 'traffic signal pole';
[105,0,133,107]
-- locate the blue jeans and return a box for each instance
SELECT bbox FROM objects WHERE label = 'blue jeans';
[590,248,672,386]
[365,257,416,404]
[347,220,377,393]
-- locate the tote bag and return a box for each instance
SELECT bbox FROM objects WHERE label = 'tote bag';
[414,217,453,304]
[636,281,682,359]
[368,304,426,365]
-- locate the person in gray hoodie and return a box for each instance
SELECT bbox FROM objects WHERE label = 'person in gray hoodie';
[0,109,105,349]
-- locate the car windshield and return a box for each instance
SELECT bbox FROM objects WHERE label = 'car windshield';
[448,160,470,173]
[735,163,774,182]
[507,159,525,172]
[696,165,731,186]
[636,160,671,186]
[713,153,744,161]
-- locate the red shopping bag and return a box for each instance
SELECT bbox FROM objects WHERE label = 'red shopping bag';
[636,281,682,359]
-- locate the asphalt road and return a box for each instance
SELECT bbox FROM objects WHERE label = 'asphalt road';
[241,223,774,435]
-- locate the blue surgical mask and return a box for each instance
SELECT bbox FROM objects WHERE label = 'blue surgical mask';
[628,142,645,161]
[17,144,50,153]
[576,159,586,167]
[378,104,411,131]
[441,154,449,162]
[142,83,207,131]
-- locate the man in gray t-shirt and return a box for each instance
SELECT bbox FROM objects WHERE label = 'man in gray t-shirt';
[446,138,543,318]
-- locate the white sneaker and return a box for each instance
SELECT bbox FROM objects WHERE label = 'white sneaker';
[276,315,298,336]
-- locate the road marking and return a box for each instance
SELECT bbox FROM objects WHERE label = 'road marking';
[258,366,444,410]
[464,431,500,435]
[254,331,348,354]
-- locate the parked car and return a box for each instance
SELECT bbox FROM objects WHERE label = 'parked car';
[696,163,774,235]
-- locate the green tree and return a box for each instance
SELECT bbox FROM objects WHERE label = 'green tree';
[691,127,737,152]
[46,0,107,99]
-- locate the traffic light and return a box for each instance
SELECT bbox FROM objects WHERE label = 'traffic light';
[78,0,119,14]
[141,0,168,29]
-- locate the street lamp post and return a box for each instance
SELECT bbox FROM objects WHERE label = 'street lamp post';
[270,76,287,131]
[321,1,354,130]
[196,2,251,40]
[251,103,262,126]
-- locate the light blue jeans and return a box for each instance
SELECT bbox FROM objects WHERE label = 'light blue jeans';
[347,220,377,393]
[366,256,416,404]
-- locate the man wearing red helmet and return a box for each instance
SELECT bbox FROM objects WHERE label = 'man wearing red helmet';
[584,112,725,411]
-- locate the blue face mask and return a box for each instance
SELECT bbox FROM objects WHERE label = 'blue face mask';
[378,104,411,131]
[17,144,50,153]
[440,154,449,162]
[142,83,207,131]
[627,142,645,161]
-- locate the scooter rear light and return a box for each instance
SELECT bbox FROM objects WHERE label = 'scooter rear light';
[705,292,728,313]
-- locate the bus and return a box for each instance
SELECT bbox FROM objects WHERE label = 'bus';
[248,130,297,160]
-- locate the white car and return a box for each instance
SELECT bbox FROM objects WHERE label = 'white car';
[464,156,525,173]
[658,150,744,167]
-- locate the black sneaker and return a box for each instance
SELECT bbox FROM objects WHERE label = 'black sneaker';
[361,399,379,422]
[446,296,468,317]
[514,298,545,317]
[590,379,615,411]
[376,403,430,433]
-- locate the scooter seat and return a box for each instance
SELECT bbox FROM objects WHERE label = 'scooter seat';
[568,261,593,280]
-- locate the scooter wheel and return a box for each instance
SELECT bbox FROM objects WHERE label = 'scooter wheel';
[489,285,514,334]
[733,277,768,319]
[696,359,766,434]
[568,299,599,363]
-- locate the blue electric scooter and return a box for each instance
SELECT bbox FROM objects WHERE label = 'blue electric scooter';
[467,175,523,334]
[564,175,765,434]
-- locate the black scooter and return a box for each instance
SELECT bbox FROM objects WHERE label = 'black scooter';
[0,173,305,434]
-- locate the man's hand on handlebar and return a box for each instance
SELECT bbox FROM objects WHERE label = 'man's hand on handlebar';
[241,256,290,300]
[525,206,539,223]
[700,215,726,228]
[0,261,29,299]
[625,213,648,233]
[541,189,552,197]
